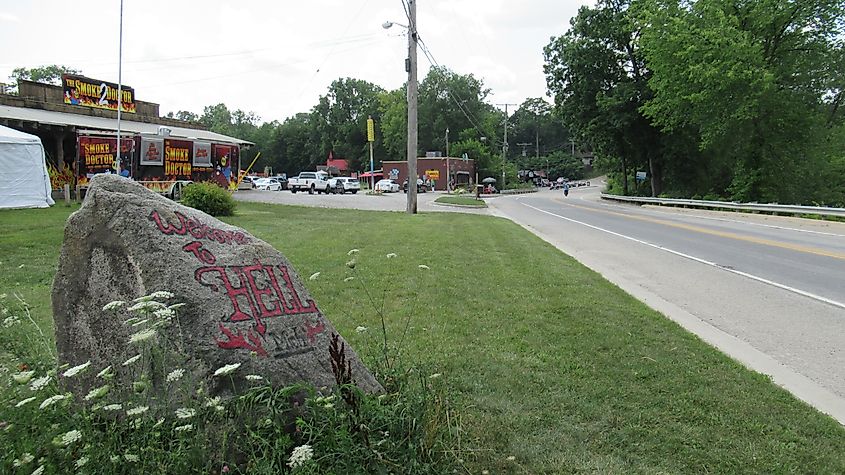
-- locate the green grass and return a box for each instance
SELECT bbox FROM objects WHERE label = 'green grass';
[2,202,844,473]
[434,196,488,207]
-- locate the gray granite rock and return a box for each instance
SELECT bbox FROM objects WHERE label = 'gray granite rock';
[52,174,380,400]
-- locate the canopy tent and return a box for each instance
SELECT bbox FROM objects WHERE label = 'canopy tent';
[0,125,54,209]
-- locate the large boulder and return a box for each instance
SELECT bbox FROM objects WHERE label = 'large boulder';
[52,174,380,399]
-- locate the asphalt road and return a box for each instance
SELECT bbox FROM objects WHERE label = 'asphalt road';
[487,185,845,423]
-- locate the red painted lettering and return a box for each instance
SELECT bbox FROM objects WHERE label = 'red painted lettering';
[182,241,217,264]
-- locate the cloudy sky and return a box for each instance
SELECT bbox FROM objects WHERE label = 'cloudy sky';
[0,0,592,123]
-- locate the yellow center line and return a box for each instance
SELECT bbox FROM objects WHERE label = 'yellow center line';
[555,198,845,261]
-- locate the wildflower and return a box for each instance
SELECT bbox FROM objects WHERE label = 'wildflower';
[124,454,139,463]
[355,326,367,333]
[166,368,185,382]
[62,361,91,378]
[429,373,442,379]
[39,394,69,409]
[76,457,89,468]
[127,301,165,312]
[344,276,355,282]
[153,418,165,428]
[102,403,122,411]
[122,354,142,366]
[175,424,193,432]
[31,465,45,475]
[347,249,359,255]
[55,429,82,447]
[146,291,174,300]
[506,455,516,461]
[102,300,125,311]
[15,396,36,407]
[29,375,50,391]
[109,455,120,463]
[96,365,113,379]
[128,328,156,344]
[213,363,241,377]
[12,370,35,384]
[84,384,110,401]
[204,396,222,408]
[168,303,186,310]
[153,307,175,319]
[308,272,320,281]
[12,453,34,467]
[130,319,149,327]
[386,252,397,258]
[245,374,263,381]
[175,407,196,419]
[345,259,357,269]
[287,444,314,468]
[418,264,430,270]
[126,406,149,417]
[3,315,20,327]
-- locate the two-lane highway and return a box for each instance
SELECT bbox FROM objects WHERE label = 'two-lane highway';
[489,185,845,423]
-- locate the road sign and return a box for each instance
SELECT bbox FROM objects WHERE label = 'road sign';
[636,171,647,181]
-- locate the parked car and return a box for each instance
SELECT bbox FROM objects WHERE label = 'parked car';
[328,177,360,194]
[288,172,331,194]
[402,178,428,193]
[270,175,288,190]
[375,179,400,193]
[254,177,283,191]
[237,176,255,190]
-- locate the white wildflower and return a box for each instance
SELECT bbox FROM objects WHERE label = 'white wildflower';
[343,276,355,282]
[102,300,125,311]
[153,308,175,320]
[245,374,263,381]
[39,394,69,409]
[347,249,359,255]
[128,328,156,344]
[288,444,314,468]
[15,396,36,407]
[166,368,185,382]
[12,370,35,384]
[386,252,397,258]
[175,407,196,419]
[429,373,442,379]
[146,291,174,300]
[84,384,110,401]
[213,363,241,377]
[175,424,193,432]
[168,303,186,310]
[31,465,45,475]
[308,272,320,281]
[2,315,20,327]
[109,456,120,463]
[75,457,89,468]
[204,396,222,407]
[122,354,142,366]
[130,319,149,327]
[124,454,139,463]
[355,326,368,333]
[153,418,165,428]
[62,361,91,378]
[102,403,123,411]
[12,452,34,467]
[56,429,82,447]
[126,405,149,417]
[418,264,430,270]
[96,365,113,379]
[127,301,165,312]
[506,455,516,461]
[29,375,50,391]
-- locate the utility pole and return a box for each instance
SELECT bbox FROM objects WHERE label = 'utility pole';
[497,103,517,187]
[517,142,530,157]
[115,0,124,176]
[445,127,449,157]
[406,0,418,214]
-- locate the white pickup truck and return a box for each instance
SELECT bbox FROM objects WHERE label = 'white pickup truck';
[288,172,331,194]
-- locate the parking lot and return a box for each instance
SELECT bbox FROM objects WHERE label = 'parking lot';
[232,188,492,214]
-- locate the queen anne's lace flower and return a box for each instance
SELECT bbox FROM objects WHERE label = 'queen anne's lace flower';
[128,328,156,344]
[76,457,89,468]
[124,454,139,463]
[288,444,314,468]
[122,354,142,366]
[84,385,110,401]
[39,394,69,409]
[175,424,193,432]
[31,465,45,475]
[245,374,263,381]
[56,429,82,447]
[12,452,34,467]
[213,363,241,377]
[166,368,185,382]
[102,404,122,411]
[12,370,35,384]
[175,407,196,419]
[356,326,368,333]
[15,396,36,407]
[126,406,149,417]
[102,301,125,311]
[97,365,113,379]
[347,249,359,255]
[62,361,91,378]
[29,375,50,391]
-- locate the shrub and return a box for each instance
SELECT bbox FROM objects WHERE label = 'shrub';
[180,182,236,216]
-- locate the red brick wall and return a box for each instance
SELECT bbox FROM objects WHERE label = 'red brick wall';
[382,157,475,191]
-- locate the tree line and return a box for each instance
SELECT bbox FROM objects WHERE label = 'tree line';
[544,0,845,205]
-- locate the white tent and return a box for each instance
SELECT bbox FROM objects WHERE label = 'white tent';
[0,125,54,209]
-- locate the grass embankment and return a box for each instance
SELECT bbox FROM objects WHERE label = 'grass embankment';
[1,202,844,473]
[434,196,488,207]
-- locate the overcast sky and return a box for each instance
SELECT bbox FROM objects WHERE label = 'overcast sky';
[0,0,592,123]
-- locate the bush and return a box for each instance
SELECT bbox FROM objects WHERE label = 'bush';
[180,182,236,216]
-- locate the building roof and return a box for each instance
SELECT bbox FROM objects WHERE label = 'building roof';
[0,104,252,146]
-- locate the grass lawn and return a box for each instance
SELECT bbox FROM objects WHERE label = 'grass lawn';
[1,202,844,473]
[435,196,488,207]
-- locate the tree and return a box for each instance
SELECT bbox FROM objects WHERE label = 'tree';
[7,65,81,94]
[508,98,572,162]
[164,110,199,122]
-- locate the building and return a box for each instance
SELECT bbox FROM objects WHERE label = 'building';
[382,157,475,191]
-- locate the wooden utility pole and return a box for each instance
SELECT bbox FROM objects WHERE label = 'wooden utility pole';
[497,103,517,187]
[406,0,418,214]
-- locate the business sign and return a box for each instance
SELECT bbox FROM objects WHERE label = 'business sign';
[77,136,134,179]
[140,138,164,166]
[367,117,375,142]
[636,171,647,181]
[193,142,212,167]
[164,139,193,179]
[389,168,400,179]
[425,169,440,180]
[62,74,136,113]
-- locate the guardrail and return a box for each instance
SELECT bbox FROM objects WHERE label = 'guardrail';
[600,194,845,218]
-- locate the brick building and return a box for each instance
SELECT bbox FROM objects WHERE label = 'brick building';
[382,156,475,191]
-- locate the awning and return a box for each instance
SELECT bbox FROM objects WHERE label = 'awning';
[0,104,252,146]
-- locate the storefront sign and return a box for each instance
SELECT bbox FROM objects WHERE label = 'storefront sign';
[77,136,134,180]
[140,138,164,166]
[193,142,212,167]
[425,169,440,180]
[164,139,193,179]
[62,74,136,113]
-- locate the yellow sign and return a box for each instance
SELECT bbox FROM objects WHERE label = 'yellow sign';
[425,169,440,180]
[367,117,375,142]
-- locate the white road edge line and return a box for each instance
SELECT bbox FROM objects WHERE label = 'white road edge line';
[522,202,845,311]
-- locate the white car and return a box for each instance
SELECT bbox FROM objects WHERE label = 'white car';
[253,178,283,191]
[375,179,400,193]
[328,177,360,194]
